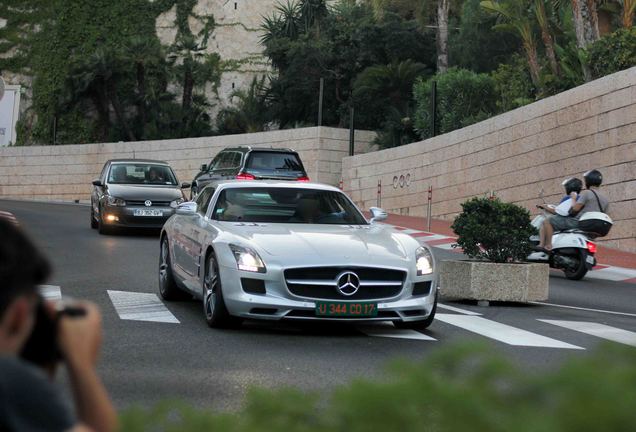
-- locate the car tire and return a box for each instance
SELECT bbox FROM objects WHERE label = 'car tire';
[97,206,111,235]
[158,237,186,301]
[90,203,98,229]
[394,291,437,331]
[202,251,241,328]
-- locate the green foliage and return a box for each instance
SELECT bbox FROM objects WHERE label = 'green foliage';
[216,76,271,135]
[0,0,217,145]
[413,68,497,139]
[588,27,636,79]
[491,55,536,112]
[450,0,520,73]
[451,196,535,263]
[261,1,435,129]
[119,342,636,431]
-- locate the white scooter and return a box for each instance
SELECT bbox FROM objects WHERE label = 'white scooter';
[526,193,613,280]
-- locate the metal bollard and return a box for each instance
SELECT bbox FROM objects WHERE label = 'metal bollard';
[426,185,433,232]
[377,179,381,208]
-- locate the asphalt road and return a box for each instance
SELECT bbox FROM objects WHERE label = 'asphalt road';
[2,199,635,411]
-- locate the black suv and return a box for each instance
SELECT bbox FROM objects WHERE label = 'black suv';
[190,147,309,198]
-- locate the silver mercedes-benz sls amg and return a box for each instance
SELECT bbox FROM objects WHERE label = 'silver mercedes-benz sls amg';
[158,181,438,329]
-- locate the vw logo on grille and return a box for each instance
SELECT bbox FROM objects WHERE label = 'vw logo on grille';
[336,271,360,296]
[144,200,152,207]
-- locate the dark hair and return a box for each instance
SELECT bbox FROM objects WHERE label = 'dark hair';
[0,219,51,317]
[562,177,583,195]
[584,169,603,188]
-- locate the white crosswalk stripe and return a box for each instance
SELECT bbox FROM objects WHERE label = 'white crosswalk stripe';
[39,285,62,300]
[539,320,636,347]
[437,303,482,316]
[435,314,583,349]
[357,322,437,341]
[584,267,636,282]
[107,290,180,324]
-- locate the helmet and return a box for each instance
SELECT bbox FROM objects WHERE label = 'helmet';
[583,169,603,188]
[562,177,583,195]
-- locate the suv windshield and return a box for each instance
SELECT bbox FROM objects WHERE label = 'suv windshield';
[245,152,304,173]
[108,164,178,186]
[213,187,367,225]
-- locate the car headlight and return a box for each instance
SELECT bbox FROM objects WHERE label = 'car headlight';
[170,198,185,208]
[106,196,126,207]
[416,246,434,276]
[229,244,266,273]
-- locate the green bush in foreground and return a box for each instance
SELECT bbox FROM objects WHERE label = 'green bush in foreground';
[120,342,636,432]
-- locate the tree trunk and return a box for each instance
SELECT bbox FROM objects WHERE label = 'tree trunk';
[436,0,450,73]
[622,0,635,27]
[535,0,560,77]
[181,57,194,130]
[570,0,593,81]
[523,40,542,90]
[92,83,110,141]
[586,0,600,41]
[136,62,146,140]
[108,81,136,142]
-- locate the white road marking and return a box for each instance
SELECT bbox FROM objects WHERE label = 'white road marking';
[437,303,482,316]
[417,234,450,242]
[107,290,180,324]
[529,301,636,318]
[398,229,422,235]
[539,320,636,347]
[39,285,62,300]
[585,266,636,281]
[434,243,457,250]
[435,314,583,349]
[357,323,436,341]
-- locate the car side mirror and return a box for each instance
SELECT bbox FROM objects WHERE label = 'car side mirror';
[369,207,387,223]
[176,202,197,215]
[92,179,103,187]
[200,164,208,172]
[181,182,191,189]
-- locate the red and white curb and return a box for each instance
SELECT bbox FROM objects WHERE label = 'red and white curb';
[386,224,636,284]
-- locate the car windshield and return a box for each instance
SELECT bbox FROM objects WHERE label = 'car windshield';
[213,187,368,225]
[107,164,178,186]
[245,152,304,172]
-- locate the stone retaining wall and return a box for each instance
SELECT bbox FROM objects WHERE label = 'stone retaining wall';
[0,127,375,202]
[342,67,636,252]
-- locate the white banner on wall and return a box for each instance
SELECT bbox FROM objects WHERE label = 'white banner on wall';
[0,84,21,146]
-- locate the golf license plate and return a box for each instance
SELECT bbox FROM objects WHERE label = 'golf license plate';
[133,209,163,217]
[315,301,378,317]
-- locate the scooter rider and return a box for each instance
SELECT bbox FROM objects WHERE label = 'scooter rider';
[536,177,583,251]
[538,170,609,252]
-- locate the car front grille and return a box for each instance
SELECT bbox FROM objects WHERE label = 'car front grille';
[125,200,172,207]
[284,267,405,300]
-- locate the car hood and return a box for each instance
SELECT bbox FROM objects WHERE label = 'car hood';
[106,184,183,201]
[220,223,416,266]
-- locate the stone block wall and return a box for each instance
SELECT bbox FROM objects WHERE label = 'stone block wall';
[0,127,375,202]
[342,67,636,252]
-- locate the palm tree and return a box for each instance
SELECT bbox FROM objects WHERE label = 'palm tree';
[535,0,560,77]
[617,0,636,26]
[217,76,271,134]
[481,0,542,89]
[436,0,451,72]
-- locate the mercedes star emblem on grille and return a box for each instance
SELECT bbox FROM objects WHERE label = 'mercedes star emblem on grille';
[336,271,360,296]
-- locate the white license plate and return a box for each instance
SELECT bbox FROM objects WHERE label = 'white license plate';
[586,255,595,265]
[133,209,163,217]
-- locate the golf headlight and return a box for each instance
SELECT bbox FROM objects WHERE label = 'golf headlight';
[170,198,185,208]
[415,246,434,276]
[106,196,126,206]
[229,244,266,273]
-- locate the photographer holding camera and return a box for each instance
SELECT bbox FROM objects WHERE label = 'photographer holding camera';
[0,219,117,432]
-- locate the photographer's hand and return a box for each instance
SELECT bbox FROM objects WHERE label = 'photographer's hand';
[57,302,117,432]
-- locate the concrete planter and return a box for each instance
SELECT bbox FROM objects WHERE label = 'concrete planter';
[440,260,549,302]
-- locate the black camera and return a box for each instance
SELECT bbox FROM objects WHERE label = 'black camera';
[20,297,86,367]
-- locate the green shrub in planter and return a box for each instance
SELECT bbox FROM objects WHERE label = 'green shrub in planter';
[451,197,535,263]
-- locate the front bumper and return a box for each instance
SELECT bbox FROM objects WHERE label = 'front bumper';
[100,204,175,228]
[218,263,437,323]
